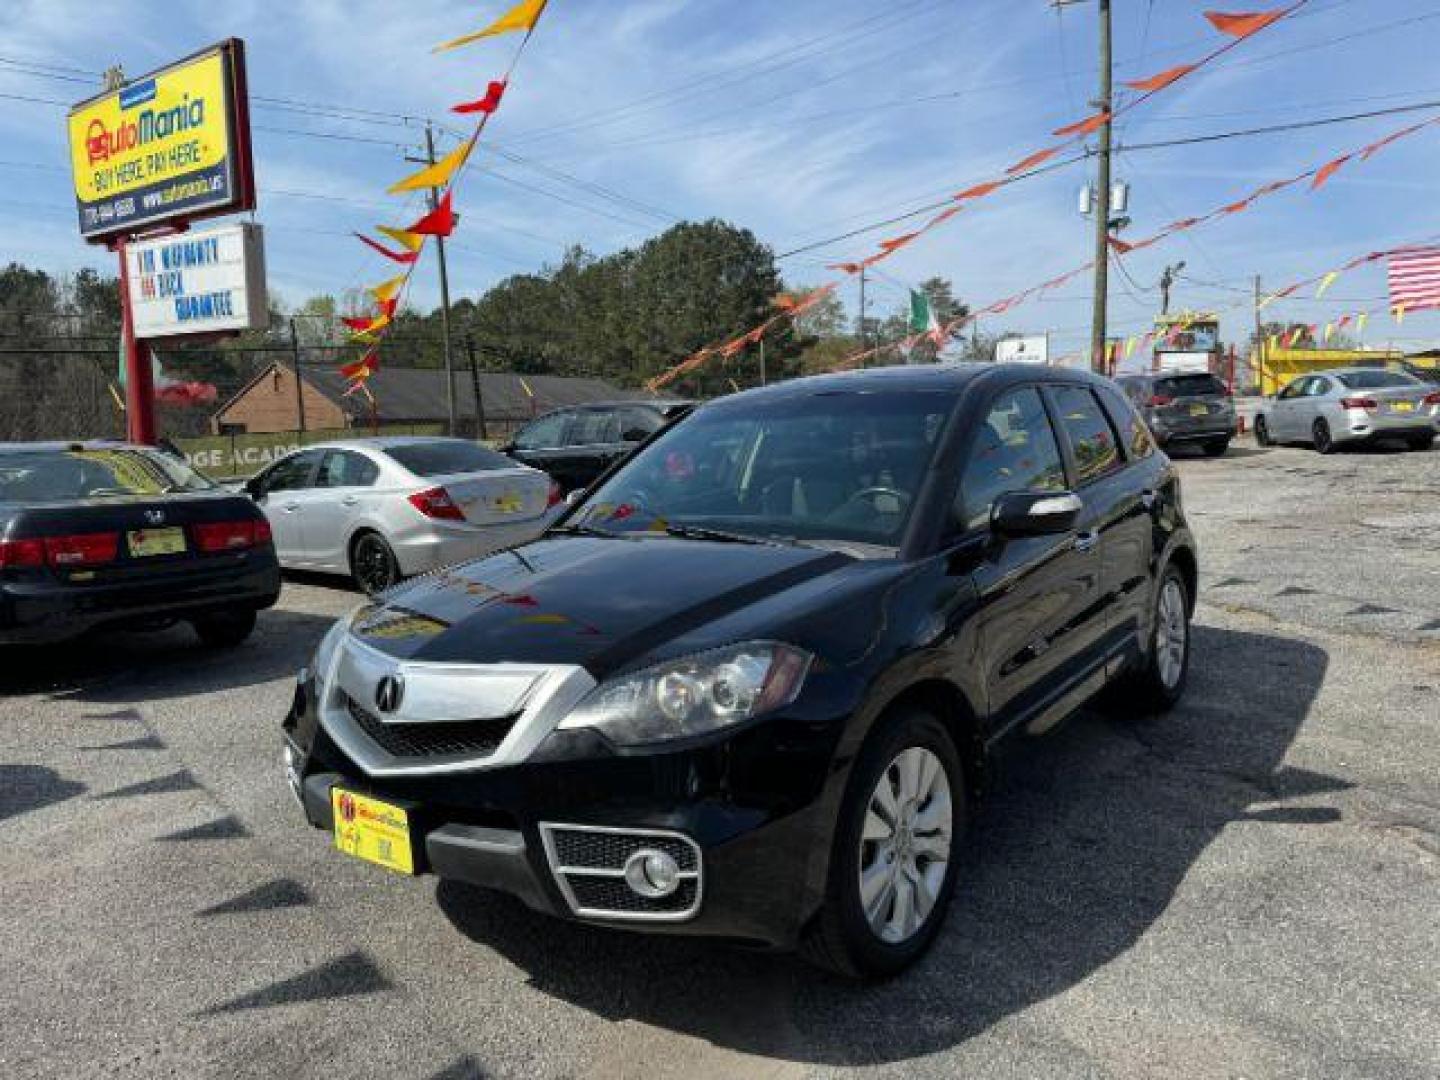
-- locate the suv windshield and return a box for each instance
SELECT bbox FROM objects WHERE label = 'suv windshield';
[0,447,216,503]
[1336,370,1420,390]
[1154,374,1227,398]
[571,390,954,548]
[385,441,515,477]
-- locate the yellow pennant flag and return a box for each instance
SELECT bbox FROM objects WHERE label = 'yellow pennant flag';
[377,226,423,253]
[1323,322,1335,342]
[1124,336,1137,358]
[388,133,478,194]
[370,274,407,304]
[1357,312,1369,335]
[1257,293,1278,311]
[1268,334,1278,351]
[1394,304,1407,324]
[434,0,548,53]
[1315,271,1339,299]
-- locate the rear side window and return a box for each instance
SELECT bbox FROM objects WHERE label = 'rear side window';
[1155,374,1227,398]
[567,409,620,446]
[1099,386,1156,460]
[513,412,570,451]
[959,388,1066,530]
[618,406,662,441]
[1051,386,1123,484]
[317,450,379,488]
[384,441,514,477]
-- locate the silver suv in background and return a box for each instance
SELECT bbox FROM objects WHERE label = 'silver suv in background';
[1255,368,1440,454]
[1115,373,1236,457]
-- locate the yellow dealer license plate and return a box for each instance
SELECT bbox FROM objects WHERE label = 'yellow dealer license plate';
[1189,404,1208,417]
[127,526,186,557]
[1391,400,1415,412]
[331,787,415,875]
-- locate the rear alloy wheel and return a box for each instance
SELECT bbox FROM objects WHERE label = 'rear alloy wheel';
[192,610,257,648]
[351,532,400,596]
[1255,416,1272,447]
[1202,438,1230,457]
[801,708,965,979]
[1313,418,1336,454]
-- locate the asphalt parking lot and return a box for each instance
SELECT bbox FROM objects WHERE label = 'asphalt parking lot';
[3,438,1437,1080]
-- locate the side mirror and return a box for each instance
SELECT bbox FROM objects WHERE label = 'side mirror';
[500,442,517,455]
[990,490,1082,538]
[564,489,584,507]
[242,477,261,499]
[621,428,649,443]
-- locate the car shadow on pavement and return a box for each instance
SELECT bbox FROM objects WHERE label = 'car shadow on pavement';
[0,607,338,700]
[436,623,1343,1067]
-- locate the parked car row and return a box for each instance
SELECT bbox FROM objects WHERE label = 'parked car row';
[1255,367,1440,453]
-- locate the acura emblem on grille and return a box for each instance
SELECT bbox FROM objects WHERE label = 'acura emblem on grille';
[375,675,405,714]
[143,509,165,525]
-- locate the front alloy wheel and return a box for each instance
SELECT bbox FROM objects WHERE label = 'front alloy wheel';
[1155,576,1189,693]
[1313,418,1335,454]
[859,747,953,944]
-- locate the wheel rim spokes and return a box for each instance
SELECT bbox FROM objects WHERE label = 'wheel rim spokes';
[858,746,953,944]
[1156,580,1187,688]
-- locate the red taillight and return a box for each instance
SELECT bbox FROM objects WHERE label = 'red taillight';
[1148,395,1174,407]
[546,480,563,508]
[1340,396,1377,411]
[194,520,268,553]
[0,538,45,568]
[408,486,465,521]
[253,519,273,547]
[44,532,119,567]
[1423,391,1440,406]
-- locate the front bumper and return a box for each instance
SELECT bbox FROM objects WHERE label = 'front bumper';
[0,551,281,645]
[284,669,842,949]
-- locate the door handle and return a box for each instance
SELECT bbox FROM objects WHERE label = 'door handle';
[341,496,359,507]
[1073,529,1099,554]
[282,502,299,512]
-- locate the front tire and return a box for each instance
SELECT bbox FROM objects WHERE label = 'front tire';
[192,610,257,648]
[351,532,400,596]
[801,708,965,979]
[1313,418,1335,454]
[1255,416,1273,447]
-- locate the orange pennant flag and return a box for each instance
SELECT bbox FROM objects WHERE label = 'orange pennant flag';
[1053,111,1111,138]
[925,205,963,229]
[1165,217,1201,232]
[1005,146,1061,176]
[878,232,920,253]
[954,179,1003,201]
[1359,120,1432,161]
[1311,154,1352,191]
[434,0,548,53]
[1204,9,1287,40]
[1124,64,1197,92]
[388,132,477,194]
[1221,198,1252,214]
[829,261,864,275]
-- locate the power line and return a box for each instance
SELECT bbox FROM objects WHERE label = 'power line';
[1116,99,1440,153]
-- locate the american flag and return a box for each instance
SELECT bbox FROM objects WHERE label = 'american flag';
[1387,247,1440,313]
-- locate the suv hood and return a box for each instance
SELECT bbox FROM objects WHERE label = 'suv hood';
[347,533,851,676]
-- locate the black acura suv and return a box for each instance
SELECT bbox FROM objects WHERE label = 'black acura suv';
[284,364,1197,977]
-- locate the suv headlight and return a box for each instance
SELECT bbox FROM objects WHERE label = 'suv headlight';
[558,642,813,747]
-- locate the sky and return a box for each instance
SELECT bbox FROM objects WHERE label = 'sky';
[4,0,1440,363]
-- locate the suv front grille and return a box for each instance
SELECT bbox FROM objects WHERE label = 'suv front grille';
[344,694,516,759]
[540,824,703,922]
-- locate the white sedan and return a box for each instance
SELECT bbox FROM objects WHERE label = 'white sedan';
[245,437,561,594]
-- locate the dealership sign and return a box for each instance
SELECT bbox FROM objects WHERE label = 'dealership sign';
[67,40,255,241]
[126,223,267,338]
[995,334,1050,365]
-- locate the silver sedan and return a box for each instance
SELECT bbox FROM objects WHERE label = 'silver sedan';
[246,437,561,593]
[1255,368,1439,454]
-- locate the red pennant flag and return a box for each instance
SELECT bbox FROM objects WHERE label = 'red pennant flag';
[1165,217,1201,232]
[878,232,920,253]
[408,189,457,238]
[1204,9,1287,40]
[829,261,864,275]
[1311,154,1352,191]
[954,179,1003,201]
[356,233,420,264]
[1124,63,1197,92]
[453,78,508,115]
[1005,146,1061,176]
[1337,315,1353,329]
[340,351,379,380]
[341,316,375,332]
[1108,237,1135,254]
[1053,111,1111,138]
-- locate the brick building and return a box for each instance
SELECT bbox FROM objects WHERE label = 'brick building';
[212,363,648,438]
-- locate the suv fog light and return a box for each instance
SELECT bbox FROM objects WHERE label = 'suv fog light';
[624,848,681,898]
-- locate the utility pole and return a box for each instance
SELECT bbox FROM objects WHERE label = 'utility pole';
[1159,261,1185,315]
[1089,0,1114,374]
[858,266,869,358]
[758,336,767,386]
[406,123,457,435]
[1253,273,1266,394]
[289,317,307,434]
[465,336,487,440]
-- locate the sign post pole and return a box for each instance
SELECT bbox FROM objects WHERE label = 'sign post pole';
[113,235,157,445]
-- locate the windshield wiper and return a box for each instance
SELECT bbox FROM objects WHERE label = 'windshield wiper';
[548,522,620,538]
[662,523,800,547]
